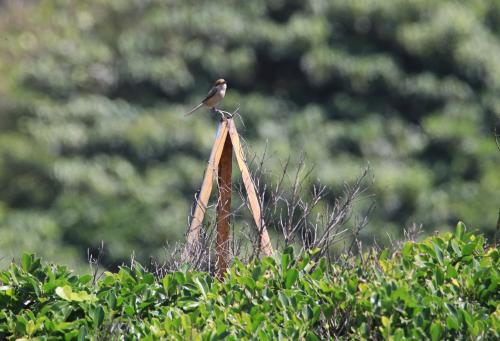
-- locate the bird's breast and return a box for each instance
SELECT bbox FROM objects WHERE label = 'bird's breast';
[204,89,225,108]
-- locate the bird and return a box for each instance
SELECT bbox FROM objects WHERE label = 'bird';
[185,78,227,116]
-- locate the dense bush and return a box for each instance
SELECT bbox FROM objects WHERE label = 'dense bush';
[0,0,499,268]
[0,222,498,339]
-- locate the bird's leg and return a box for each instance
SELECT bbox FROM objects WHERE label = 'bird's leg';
[219,109,234,118]
[213,107,234,120]
[212,108,226,121]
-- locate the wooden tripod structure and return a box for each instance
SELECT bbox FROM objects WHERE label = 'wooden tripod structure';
[182,117,273,278]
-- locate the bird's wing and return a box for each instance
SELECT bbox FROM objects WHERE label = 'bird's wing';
[201,86,218,103]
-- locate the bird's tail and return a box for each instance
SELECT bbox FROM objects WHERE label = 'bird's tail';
[184,103,204,116]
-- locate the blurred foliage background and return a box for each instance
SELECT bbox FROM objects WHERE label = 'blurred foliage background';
[0,0,499,270]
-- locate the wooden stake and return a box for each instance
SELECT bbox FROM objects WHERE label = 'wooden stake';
[215,136,232,279]
[228,119,273,256]
[182,120,229,262]
[183,116,274,271]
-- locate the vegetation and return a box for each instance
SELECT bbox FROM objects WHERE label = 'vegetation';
[0,223,498,339]
[1,1,499,268]
[1,2,498,338]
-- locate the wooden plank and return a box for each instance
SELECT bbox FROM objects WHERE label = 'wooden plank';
[183,120,229,262]
[227,118,274,256]
[215,136,233,279]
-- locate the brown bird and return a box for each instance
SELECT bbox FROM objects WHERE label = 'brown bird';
[185,79,227,116]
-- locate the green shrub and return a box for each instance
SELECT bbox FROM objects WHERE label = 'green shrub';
[0,222,498,339]
[1,0,500,268]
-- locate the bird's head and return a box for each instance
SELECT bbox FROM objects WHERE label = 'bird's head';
[214,78,226,87]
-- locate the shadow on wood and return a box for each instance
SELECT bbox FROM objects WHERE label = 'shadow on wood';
[215,134,232,279]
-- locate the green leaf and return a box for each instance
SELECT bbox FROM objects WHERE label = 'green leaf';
[0,285,14,298]
[55,286,92,302]
[430,322,442,341]
[251,265,263,281]
[193,276,208,297]
[432,242,444,264]
[107,291,117,310]
[446,316,459,330]
[472,320,484,337]
[435,268,444,285]
[308,247,321,256]
[420,243,436,259]
[450,240,462,257]
[402,242,413,260]
[381,316,390,327]
[216,321,227,335]
[55,286,73,301]
[15,315,27,336]
[78,274,92,285]
[462,243,475,256]
[347,276,358,294]
[28,277,41,297]
[278,292,289,307]
[251,313,265,332]
[162,274,176,296]
[240,276,256,290]
[302,305,313,320]
[281,253,290,271]
[306,331,320,341]
[284,269,299,289]
[93,306,104,328]
[21,254,32,272]
[174,272,185,285]
[26,319,36,336]
[391,287,410,303]
[455,221,466,241]
[312,258,326,280]
[379,249,389,261]
[181,301,199,310]
[446,264,458,279]
[77,326,88,341]
[142,273,155,285]
[124,305,135,316]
